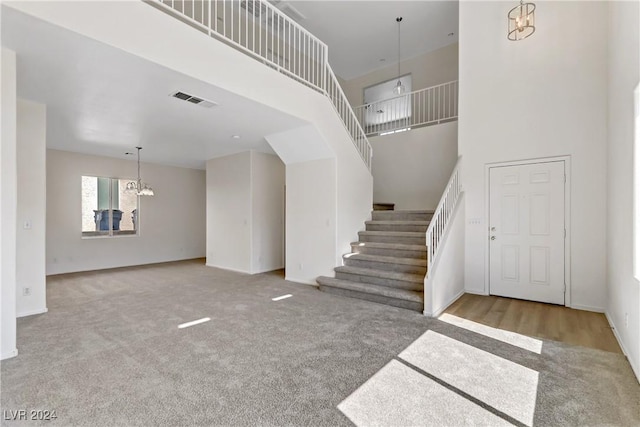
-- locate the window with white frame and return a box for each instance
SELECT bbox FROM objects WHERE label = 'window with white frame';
[81,176,139,237]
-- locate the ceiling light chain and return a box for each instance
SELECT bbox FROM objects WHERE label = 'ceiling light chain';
[393,17,405,96]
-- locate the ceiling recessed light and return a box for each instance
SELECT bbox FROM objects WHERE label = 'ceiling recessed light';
[232,135,241,139]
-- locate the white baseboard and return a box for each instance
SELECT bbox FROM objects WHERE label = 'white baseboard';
[464,289,488,296]
[424,289,466,318]
[284,276,317,286]
[205,263,251,275]
[250,265,285,275]
[1,349,18,360]
[605,311,640,383]
[571,304,605,313]
[17,307,48,318]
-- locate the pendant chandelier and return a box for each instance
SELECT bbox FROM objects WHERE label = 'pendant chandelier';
[508,0,536,41]
[392,17,405,96]
[125,147,154,196]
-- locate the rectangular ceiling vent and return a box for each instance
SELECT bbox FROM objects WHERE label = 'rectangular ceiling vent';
[170,91,217,108]
[241,0,267,18]
[279,3,306,23]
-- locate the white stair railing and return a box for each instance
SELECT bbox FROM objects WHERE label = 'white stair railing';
[150,0,372,170]
[426,157,462,276]
[354,80,458,137]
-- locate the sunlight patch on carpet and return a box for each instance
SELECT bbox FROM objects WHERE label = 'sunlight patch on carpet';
[439,313,543,354]
[399,330,538,426]
[178,317,210,329]
[338,360,512,427]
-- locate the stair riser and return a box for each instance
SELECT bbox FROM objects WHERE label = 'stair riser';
[366,223,428,232]
[319,285,423,312]
[351,245,427,259]
[344,258,426,275]
[335,271,423,291]
[372,212,434,221]
[373,204,395,211]
[359,234,426,245]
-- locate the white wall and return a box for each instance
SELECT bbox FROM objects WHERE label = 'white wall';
[425,195,465,317]
[341,43,459,107]
[16,99,47,317]
[370,122,457,210]
[606,0,640,381]
[251,151,285,274]
[206,151,285,274]
[8,1,372,287]
[1,47,18,360]
[46,149,206,275]
[206,152,252,273]
[286,158,337,284]
[459,1,608,311]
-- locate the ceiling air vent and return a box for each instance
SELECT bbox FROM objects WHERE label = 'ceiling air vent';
[279,3,306,23]
[170,91,217,108]
[241,0,267,18]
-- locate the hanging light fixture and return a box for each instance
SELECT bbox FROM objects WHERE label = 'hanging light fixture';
[125,147,154,196]
[507,0,536,41]
[392,17,405,96]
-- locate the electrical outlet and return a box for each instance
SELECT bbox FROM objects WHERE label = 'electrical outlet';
[22,287,31,296]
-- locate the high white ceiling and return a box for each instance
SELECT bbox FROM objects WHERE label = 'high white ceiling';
[287,1,459,80]
[1,6,305,169]
[1,2,457,169]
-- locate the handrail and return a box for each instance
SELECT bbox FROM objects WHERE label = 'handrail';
[354,80,458,137]
[325,66,372,168]
[426,156,462,277]
[150,0,372,170]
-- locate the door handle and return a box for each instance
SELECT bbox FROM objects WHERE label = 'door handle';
[490,236,496,240]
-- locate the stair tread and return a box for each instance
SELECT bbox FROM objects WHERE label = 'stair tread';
[350,241,427,251]
[317,277,423,303]
[335,266,425,283]
[371,210,435,214]
[359,231,425,237]
[365,220,430,225]
[344,253,426,266]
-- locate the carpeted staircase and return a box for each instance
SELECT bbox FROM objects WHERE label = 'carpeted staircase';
[317,210,433,312]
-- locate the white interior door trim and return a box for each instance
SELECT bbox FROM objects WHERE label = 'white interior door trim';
[483,156,572,308]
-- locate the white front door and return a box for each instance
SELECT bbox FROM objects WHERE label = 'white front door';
[489,161,565,305]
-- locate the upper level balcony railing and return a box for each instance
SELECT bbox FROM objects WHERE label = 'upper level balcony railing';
[354,80,458,137]
[149,0,372,170]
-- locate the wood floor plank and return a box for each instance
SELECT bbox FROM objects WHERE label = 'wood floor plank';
[444,294,622,354]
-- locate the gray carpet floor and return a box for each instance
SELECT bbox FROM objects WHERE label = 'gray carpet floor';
[1,259,638,426]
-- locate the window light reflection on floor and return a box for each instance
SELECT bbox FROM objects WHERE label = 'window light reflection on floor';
[438,313,543,354]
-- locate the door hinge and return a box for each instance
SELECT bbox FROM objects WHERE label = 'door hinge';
[564,228,566,238]
[564,174,567,183]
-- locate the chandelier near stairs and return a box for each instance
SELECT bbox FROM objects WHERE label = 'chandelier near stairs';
[392,17,405,96]
[507,0,536,41]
